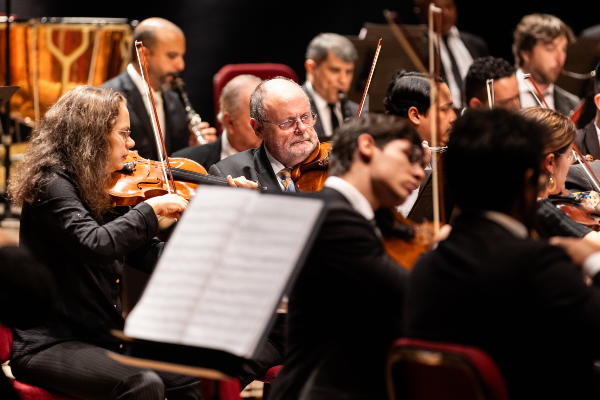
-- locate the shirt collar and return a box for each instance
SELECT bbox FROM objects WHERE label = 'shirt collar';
[305,81,330,110]
[127,63,162,99]
[324,176,375,221]
[220,130,238,159]
[264,145,286,175]
[482,211,528,239]
[595,121,600,138]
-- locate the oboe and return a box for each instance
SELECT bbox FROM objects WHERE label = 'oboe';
[171,76,208,145]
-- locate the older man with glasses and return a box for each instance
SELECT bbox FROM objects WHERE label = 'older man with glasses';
[209,77,320,193]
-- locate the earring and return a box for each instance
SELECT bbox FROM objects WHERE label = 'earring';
[546,174,557,192]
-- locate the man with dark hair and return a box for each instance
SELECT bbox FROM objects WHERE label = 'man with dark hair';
[413,0,489,108]
[406,108,600,400]
[384,70,455,147]
[384,70,455,220]
[270,113,425,400]
[302,33,361,140]
[464,56,520,111]
[209,77,320,193]
[513,13,579,115]
[102,18,217,160]
[173,74,262,169]
[574,62,600,160]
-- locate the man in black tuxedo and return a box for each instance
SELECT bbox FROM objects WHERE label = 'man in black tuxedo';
[574,63,600,160]
[513,14,579,116]
[384,70,456,221]
[102,18,216,160]
[209,77,320,193]
[173,75,262,170]
[270,113,427,400]
[302,33,361,141]
[406,109,600,400]
[414,0,489,108]
[464,56,521,112]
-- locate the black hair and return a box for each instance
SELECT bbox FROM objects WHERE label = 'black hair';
[445,109,545,214]
[595,61,600,95]
[330,113,422,176]
[464,57,514,104]
[384,70,445,118]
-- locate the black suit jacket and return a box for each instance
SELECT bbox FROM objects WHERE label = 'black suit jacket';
[574,120,600,161]
[270,187,407,400]
[101,71,189,160]
[208,142,280,193]
[407,213,600,400]
[554,85,580,116]
[172,135,223,170]
[302,82,361,141]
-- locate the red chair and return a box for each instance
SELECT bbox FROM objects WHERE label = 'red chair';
[1,324,241,400]
[213,64,299,133]
[386,338,509,400]
[0,324,79,400]
[256,365,282,399]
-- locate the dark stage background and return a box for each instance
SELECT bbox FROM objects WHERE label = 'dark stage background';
[1,0,597,127]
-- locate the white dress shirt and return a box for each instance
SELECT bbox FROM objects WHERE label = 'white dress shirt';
[324,176,374,221]
[595,121,600,147]
[438,26,474,109]
[127,64,167,147]
[219,130,238,160]
[516,68,555,110]
[305,81,343,137]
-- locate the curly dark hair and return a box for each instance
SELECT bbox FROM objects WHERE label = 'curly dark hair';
[8,85,126,218]
[465,56,514,103]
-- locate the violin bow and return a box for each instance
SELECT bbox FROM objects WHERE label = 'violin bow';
[429,3,444,233]
[524,73,600,192]
[486,79,495,108]
[135,41,178,195]
[357,38,383,117]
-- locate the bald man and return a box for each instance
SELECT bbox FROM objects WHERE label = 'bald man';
[173,74,262,170]
[209,77,320,193]
[102,18,216,160]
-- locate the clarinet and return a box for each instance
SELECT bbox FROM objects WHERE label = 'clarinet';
[171,76,208,145]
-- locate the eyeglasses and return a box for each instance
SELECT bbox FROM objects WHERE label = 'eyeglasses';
[114,129,131,141]
[259,113,318,131]
[404,145,426,168]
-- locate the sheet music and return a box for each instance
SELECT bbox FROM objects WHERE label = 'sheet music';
[125,186,324,358]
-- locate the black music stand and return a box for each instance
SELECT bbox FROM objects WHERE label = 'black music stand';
[346,24,428,113]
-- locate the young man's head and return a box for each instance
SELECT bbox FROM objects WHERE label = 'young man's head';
[446,109,546,227]
[305,33,357,105]
[513,14,575,85]
[464,57,520,111]
[384,70,456,146]
[330,113,425,209]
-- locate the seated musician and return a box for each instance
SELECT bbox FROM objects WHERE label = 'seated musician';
[384,70,455,220]
[102,17,217,160]
[519,107,600,244]
[463,56,521,112]
[208,77,320,193]
[6,86,252,400]
[270,113,425,400]
[574,62,600,160]
[173,74,263,170]
[406,108,600,400]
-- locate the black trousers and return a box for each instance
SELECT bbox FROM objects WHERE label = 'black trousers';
[10,341,202,400]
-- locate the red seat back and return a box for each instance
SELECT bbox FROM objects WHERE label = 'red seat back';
[387,338,509,400]
[213,63,299,133]
[0,323,12,363]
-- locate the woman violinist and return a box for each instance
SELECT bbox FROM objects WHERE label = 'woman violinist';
[7,86,202,400]
[520,107,600,244]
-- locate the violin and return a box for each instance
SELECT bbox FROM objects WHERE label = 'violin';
[291,141,332,192]
[107,151,230,206]
[548,190,600,231]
